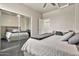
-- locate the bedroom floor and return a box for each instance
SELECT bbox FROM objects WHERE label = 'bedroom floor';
[0,39,28,56]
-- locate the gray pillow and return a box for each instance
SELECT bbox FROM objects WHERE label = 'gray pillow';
[52,31,68,36]
[68,33,79,44]
[61,32,74,41]
[55,31,64,36]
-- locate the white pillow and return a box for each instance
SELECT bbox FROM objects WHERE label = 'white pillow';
[68,33,79,44]
[52,31,56,34]
[12,29,19,32]
[61,32,74,41]
[6,32,12,39]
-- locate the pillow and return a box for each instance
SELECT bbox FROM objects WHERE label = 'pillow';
[12,29,19,32]
[68,33,79,44]
[61,32,75,41]
[55,31,64,36]
[52,31,56,34]
[6,32,12,39]
[52,31,67,36]
[62,32,68,35]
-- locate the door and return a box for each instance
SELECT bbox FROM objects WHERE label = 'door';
[39,19,51,34]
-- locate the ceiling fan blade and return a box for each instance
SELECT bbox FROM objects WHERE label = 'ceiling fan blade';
[51,3,56,6]
[43,3,47,8]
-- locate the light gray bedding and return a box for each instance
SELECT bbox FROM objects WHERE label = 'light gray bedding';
[21,35,79,56]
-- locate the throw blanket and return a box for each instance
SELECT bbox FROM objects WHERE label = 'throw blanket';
[31,33,53,40]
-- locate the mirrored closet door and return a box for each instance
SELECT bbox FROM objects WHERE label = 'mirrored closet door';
[0,10,1,50]
[0,9,31,56]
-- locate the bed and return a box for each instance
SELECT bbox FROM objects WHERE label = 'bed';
[21,32,79,56]
[1,26,30,42]
[6,31,29,42]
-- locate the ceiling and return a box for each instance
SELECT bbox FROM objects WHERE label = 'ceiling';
[24,3,70,13]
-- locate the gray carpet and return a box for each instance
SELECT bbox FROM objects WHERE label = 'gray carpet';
[0,39,28,56]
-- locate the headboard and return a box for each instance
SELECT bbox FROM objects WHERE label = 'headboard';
[1,26,20,39]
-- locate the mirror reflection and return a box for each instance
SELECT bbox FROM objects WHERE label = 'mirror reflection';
[0,9,31,55]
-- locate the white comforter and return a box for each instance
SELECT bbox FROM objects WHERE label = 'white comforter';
[21,35,79,56]
[6,32,29,42]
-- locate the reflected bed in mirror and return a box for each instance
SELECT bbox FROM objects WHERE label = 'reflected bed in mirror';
[0,9,31,56]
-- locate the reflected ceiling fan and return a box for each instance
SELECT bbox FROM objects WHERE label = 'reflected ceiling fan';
[43,3,70,8]
[43,3,56,8]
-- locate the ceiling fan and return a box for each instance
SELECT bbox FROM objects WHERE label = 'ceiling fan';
[43,3,56,8]
[43,3,70,8]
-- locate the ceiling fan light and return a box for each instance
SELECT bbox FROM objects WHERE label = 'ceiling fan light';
[51,3,56,6]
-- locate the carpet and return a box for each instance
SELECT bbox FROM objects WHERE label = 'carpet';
[0,39,27,56]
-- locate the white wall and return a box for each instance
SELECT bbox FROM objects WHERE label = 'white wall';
[20,16,30,31]
[0,3,42,36]
[75,4,79,32]
[0,12,18,26]
[42,4,76,32]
